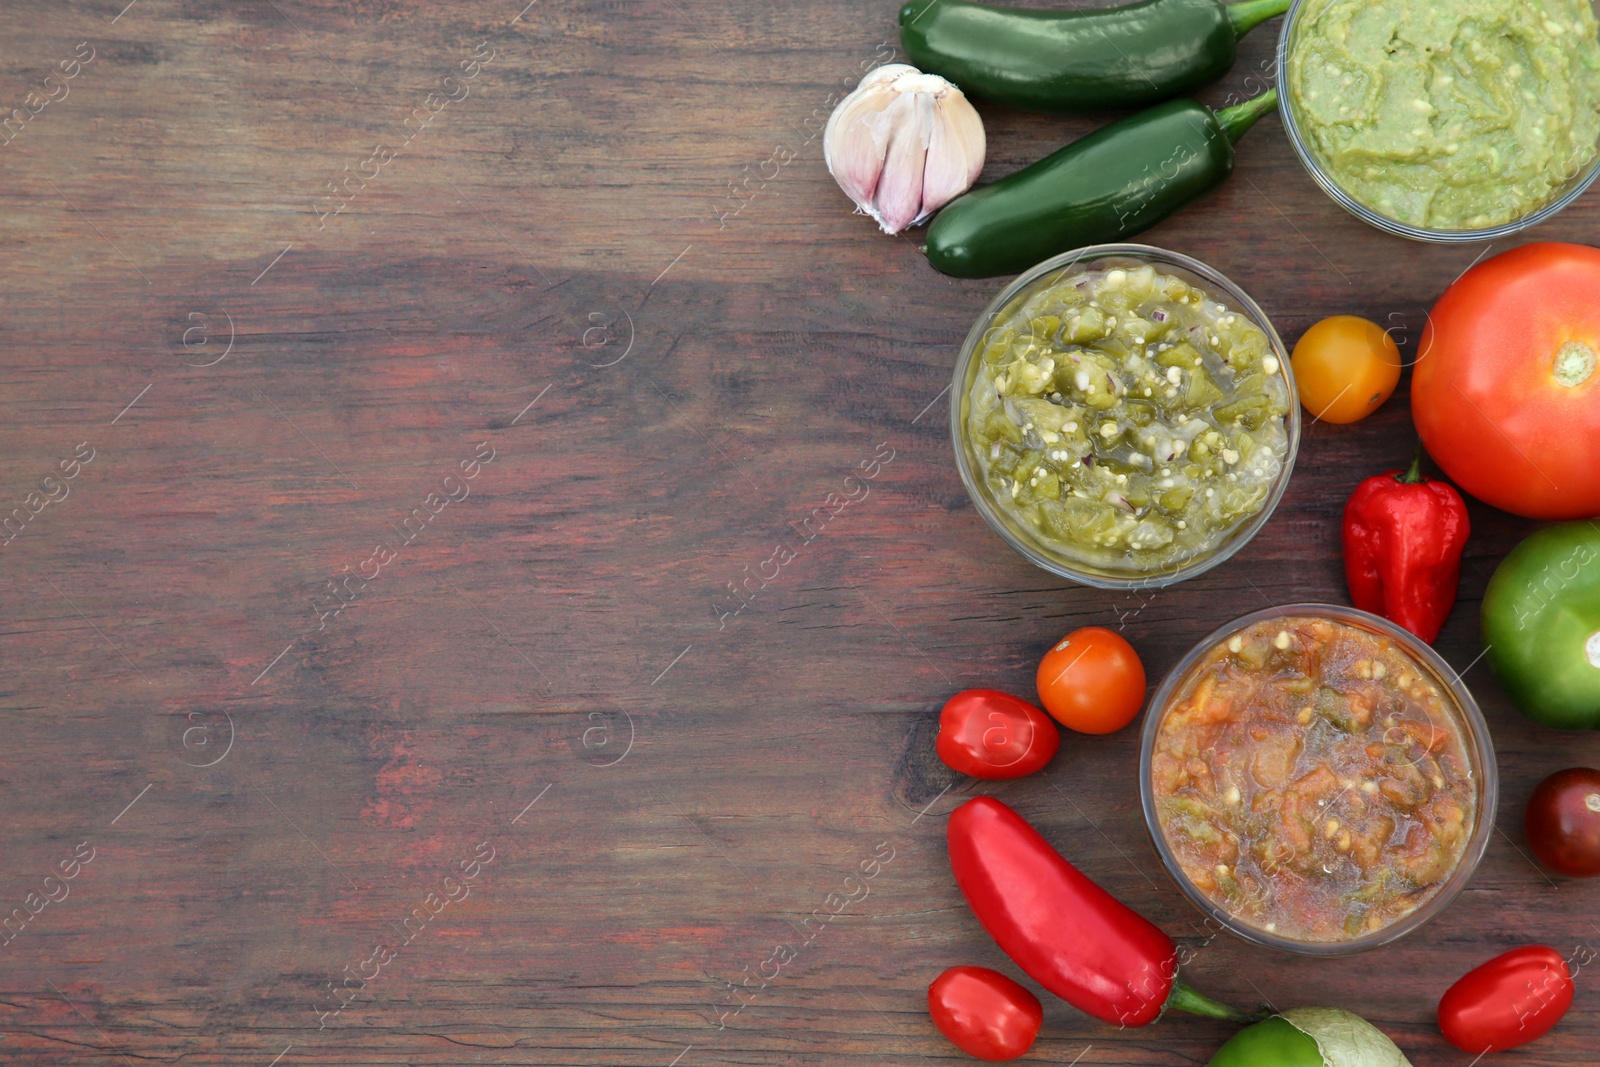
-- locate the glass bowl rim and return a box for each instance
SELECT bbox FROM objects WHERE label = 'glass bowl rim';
[1275,0,1600,243]
[1137,602,1499,956]
[948,243,1302,591]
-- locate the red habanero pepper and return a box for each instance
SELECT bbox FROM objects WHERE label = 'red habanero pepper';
[947,797,1255,1028]
[1342,445,1469,643]
[1438,945,1575,1054]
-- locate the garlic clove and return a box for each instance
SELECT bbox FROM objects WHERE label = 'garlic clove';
[824,63,986,235]
[871,90,934,234]
[920,88,986,221]
[823,81,896,210]
[822,65,922,209]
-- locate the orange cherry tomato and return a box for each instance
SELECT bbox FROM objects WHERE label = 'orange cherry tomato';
[935,689,1061,780]
[1035,626,1146,734]
[1290,315,1401,424]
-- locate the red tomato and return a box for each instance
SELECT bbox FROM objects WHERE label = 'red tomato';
[936,689,1061,779]
[1438,945,1574,1054]
[1413,243,1600,519]
[1036,627,1146,734]
[1525,767,1600,877]
[927,966,1042,1061]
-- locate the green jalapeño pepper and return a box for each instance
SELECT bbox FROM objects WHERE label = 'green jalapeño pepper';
[899,0,1291,112]
[1483,522,1600,730]
[925,88,1276,279]
[1209,1008,1414,1067]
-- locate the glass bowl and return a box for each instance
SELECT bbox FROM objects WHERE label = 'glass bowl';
[949,244,1300,590]
[1277,0,1600,243]
[1138,603,1498,956]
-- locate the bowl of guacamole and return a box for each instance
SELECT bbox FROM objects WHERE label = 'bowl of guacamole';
[1279,0,1600,240]
[950,245,1299,589]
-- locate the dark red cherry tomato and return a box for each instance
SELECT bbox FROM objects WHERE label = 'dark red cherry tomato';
[1525,767,1600,877]
[935,689,1060,780]
[928,965,1042,1061]
[1438,945,1574,1054]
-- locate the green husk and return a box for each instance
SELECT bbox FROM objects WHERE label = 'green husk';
[1281,1008,1414,1067]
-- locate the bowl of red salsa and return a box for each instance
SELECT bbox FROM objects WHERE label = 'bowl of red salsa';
[1139,604,1496,954]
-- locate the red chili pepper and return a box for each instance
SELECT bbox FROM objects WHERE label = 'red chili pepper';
[1437,945,1574,1054]
[1342,445,1470,643]
[947,796,1253,1028]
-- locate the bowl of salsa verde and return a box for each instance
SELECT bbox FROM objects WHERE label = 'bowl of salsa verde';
[1140,604,1496,954]
[950,245,1299,589]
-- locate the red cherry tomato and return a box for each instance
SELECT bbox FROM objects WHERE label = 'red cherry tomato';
[1036,627,1146,734]
[936,689,1061,780]
[1438,945,1574,1054]
[928,966,1042,1061]
[1525,767,1600,877]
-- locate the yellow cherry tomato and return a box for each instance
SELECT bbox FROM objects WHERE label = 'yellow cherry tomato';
[1290,315,1401,424]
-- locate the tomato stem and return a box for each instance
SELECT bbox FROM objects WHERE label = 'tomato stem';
[1398,441,1427,484]
[1166,981,1270,1025]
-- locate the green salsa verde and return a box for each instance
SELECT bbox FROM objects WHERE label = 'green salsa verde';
[1288,0,1600,230]
[961,263,1291,577]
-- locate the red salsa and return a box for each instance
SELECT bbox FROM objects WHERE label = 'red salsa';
[1152,615,1477,942]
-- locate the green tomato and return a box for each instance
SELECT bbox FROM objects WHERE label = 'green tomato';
[1209,1009,1413,1067]
[1482,522,1600,731]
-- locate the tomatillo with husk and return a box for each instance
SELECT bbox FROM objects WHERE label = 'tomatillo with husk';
[1482,522,1600,731]
[1208,1008,1413,1067]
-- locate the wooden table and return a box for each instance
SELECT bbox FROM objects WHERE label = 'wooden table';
[0,1,1595,1063]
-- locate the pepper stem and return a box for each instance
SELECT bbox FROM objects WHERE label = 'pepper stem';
[1398,442,1427,484]
[1166,981,1270,1025]
[1227,0,1293,38]
[1216,87,1279,147]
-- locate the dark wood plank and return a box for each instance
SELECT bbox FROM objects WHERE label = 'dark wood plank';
[0,0,1597,1063]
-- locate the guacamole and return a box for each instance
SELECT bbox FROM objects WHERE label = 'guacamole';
[961,263,1290,577]
[1288,0,1600,230]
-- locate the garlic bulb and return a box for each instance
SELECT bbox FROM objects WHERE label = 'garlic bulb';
[823,63,986,235]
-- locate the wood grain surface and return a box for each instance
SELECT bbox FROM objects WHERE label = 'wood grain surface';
[1,1,1596,1064]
